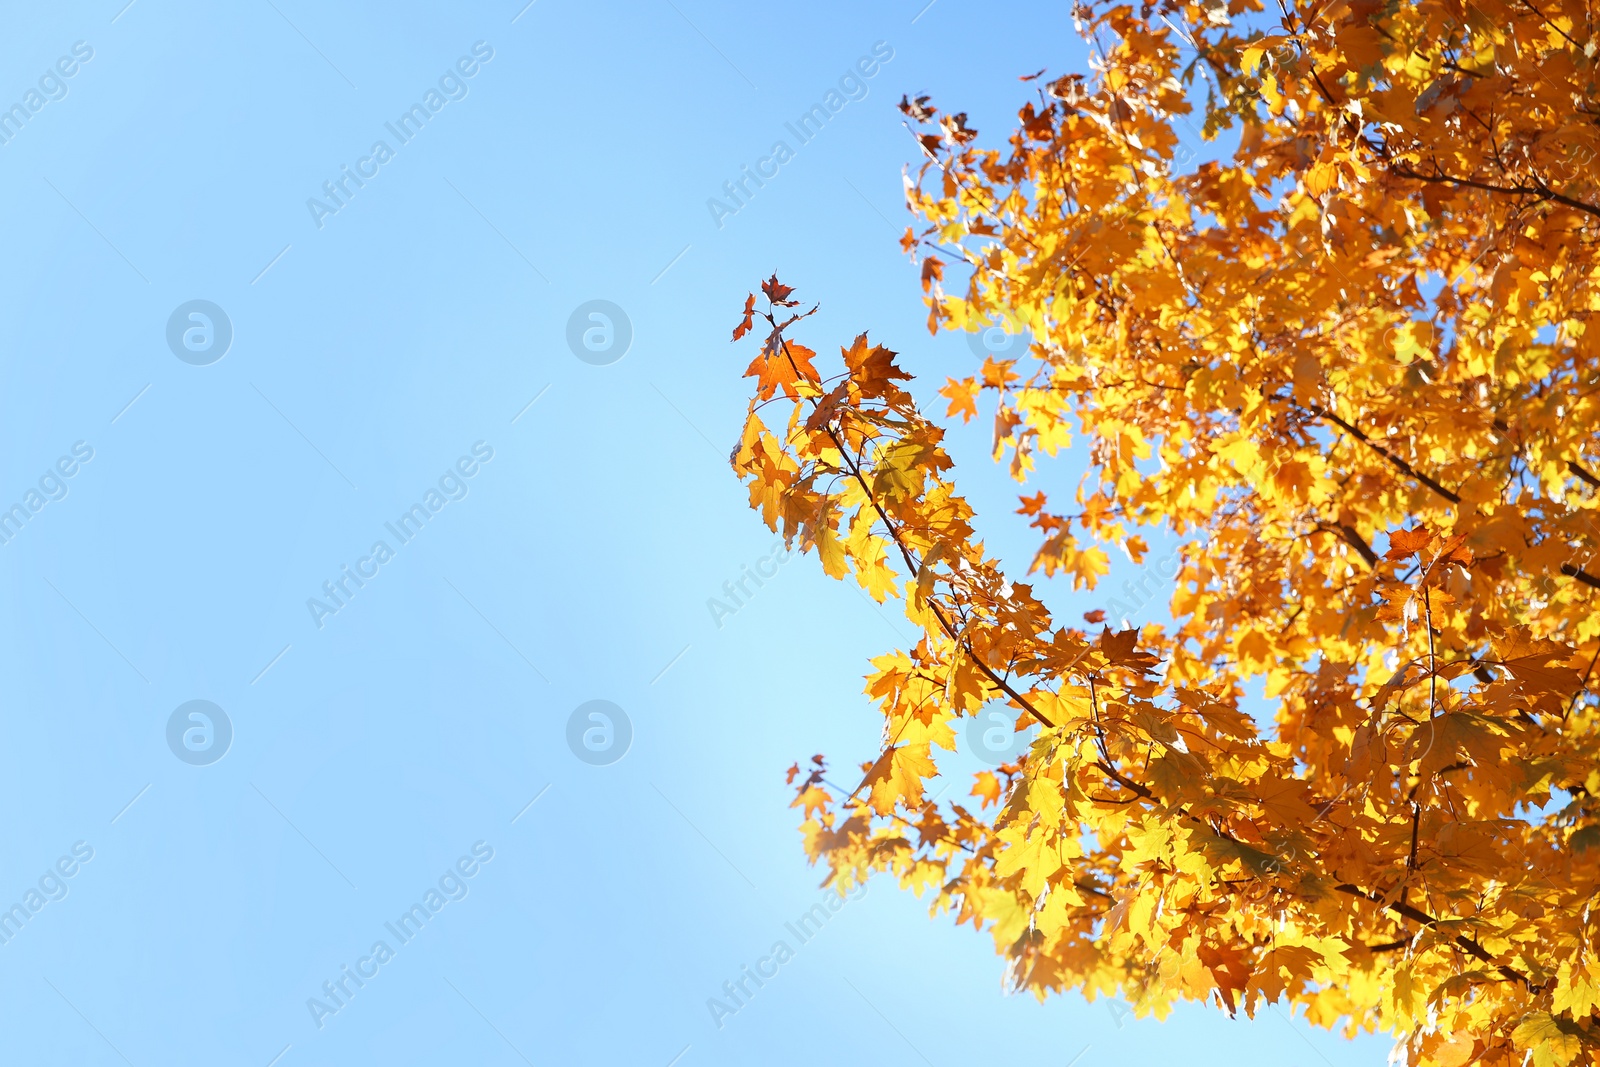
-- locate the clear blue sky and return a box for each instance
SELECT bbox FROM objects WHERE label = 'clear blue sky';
[0,1,1389,1064]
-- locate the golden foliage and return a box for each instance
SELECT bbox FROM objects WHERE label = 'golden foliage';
[732,1,1600,1062]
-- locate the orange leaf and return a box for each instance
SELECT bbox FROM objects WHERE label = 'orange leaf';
[1385,526,1433,560]
[941,376,981,422]
[732,293,756,341]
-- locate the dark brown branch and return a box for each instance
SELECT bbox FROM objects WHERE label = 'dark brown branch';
[1335,523,1379,567]
[1569,460,1600,489]
[1309,404,1463,504]
[1567,642,1600,718]
[1332,883,1529,985]
[1390,162,1600,221]
[1095,760,1155,800]
[1562,563,1600,590]
[1518,0,1582,50]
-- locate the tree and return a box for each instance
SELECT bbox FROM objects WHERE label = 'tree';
[729,0,1600,1062]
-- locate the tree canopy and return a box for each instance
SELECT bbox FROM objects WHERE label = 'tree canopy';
[731,0,1600,1063]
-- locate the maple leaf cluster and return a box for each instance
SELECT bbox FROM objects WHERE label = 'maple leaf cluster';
[732,1,1600,1064]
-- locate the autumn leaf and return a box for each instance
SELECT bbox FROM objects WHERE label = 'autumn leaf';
[941,376,981,422]
[761,273,796,306]
[1512,1012,1588,1067]
[994,821,1064,897]
[1240,34,1292,76]
[972,770,1002,808]
[862,743,936,815]
[842,333,911,393]
[792,783,830,820]
[732,293,756,341]
[979,355,1020,390]
[744,336,821,401]
[1303,160,1339,197]
[1386,526,1434,560]
[898,93,936,122]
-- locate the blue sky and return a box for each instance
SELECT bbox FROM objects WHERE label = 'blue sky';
[0,1,1389,1064]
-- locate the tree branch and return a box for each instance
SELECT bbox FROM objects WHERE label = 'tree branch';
[1332,883,1529,985]
[1323,522,1379,567]
[1390,162,1600,221]
[773,327,1059,729]
[1562,563,1600,590]
[1568,460,1600,490]
[1309,404,1462,504]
